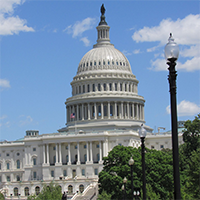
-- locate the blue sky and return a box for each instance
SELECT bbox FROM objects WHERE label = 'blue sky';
[0,0,199,141]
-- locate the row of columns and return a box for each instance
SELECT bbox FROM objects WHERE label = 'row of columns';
[67,102,144,122]
[42,141,107,165]
[72,82,138,96]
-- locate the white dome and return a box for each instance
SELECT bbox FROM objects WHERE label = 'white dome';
[77,45,132,75]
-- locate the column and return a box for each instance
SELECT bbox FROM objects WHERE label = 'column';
[136,103,139,119]
[59,143,62,164]
[25,146,28,165]
[101,103,104,119]
[68,143,71,165]
[86,142,89,163]
[132,103,135,119]
[43,144,46,164]
[56,144,58,163]
[108,102,110,119]
[69,106,71,122]
[130,84,133,93]
[127,102,130,119]
[47,144,49,164]
[82,104,84,120]
[114,102,117,119]
[94,103,97,119]
[88,103,91,120]
[90,142,93,163]
[99,141,102,163]
[121,102,124,119]
[142,105,145,120]
[77,105,79,121]
[77,142,80,164]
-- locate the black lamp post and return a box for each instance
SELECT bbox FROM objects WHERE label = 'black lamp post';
[164,33,181,200]
[138,124,146,200]
[129,157,134,200]
[134,191,140,200]
[123,177,127,200]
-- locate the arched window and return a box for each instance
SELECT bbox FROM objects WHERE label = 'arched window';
[68,185,73,194]
[79,184,84,193]
[35,186,40,195]
[24,187,29,196]
[16,160,20,169]
[14,187,18,196]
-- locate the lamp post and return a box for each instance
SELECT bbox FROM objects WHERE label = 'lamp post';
[164,33,181,200]
[123,177,127,200]
[129,157,134,200]
[134,191,140,200]
[138,124,146,200]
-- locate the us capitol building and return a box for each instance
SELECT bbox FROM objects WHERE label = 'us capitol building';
[0,5,183,199]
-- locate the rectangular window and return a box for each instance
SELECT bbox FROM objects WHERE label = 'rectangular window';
[93,84,95,92]
[96,144,99,148]
[83,85,85,93]
[33,158,37,165]
[6,153,9,157]
[75,145,77,149]
[33,148,36,151]
[94,168,98,175]
[84,144,87,149]
[82,169,85,176]
[63,170,67,177]
[98,83,101,91]
[7,176,10,182]
[109,83,112,91]
[51,170,54,178]
[7,163,9,170]
[33,171,37,179]
[151,145,155,149]
[160,145,164,149]
[115,83,117,91]
[53,146,56,150]
[87,84,90,92]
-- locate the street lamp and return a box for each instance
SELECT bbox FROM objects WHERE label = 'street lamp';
[138,124,146,200]
[164,33,181,200]
[129,157,134,200]
[123,177,127,200]
[134,191,140,200]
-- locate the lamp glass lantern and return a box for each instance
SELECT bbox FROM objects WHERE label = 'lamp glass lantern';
[123,177,127,184]
[138,124,147,138]
[129,157,134,165]
[164,33,179,61]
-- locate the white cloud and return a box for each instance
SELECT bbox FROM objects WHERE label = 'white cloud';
[133,49,141,54]
[122,50,132,56]
[166,100,200,117]
[0,79,11,89]
[64,17,96,38]
[80,37,90,47]
[132,14,200,45]
[132,14,200,72]
[0,0,34,35]
[19,115,33,126]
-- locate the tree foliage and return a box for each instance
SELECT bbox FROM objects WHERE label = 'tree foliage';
[98,145,173,200]
[0,192,5,200]
[27,181,62,200]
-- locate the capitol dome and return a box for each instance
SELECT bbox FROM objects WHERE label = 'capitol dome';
[64,4,150,133]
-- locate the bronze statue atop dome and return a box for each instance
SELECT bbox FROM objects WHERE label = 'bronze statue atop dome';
[99,4,107,25]
[101,4,105,16]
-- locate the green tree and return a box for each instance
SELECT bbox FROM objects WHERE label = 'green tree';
[182,114,200,158]
[97,190,112,200]
[98,145,173,200]
[0,192,5,200]
[27,181,62,200]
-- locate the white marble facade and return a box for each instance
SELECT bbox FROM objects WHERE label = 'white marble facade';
[0,6,183,199]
